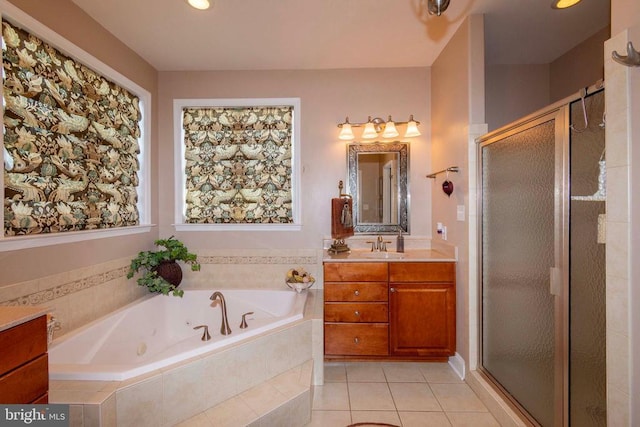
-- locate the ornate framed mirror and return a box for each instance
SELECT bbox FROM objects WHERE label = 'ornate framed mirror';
[347,142,409,234]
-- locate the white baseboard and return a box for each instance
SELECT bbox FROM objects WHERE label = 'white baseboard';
[448,352,466,380]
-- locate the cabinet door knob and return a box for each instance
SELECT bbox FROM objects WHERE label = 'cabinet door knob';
[390,287,396,293]
[354,290,360,296]
[354,310,360,317]
[354,337,360,344]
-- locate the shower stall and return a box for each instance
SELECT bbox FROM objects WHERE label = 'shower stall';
[478,87,606,426]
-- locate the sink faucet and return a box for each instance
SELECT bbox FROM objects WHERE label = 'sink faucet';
[367,235,389,252]
[209,291,231,335]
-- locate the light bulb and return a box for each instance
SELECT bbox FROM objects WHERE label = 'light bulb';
[551,0,581,9]
[404,115,421,138]
[382,116,399,138]
[339,122,355,141]
[362,121,378,139]
[188,0,210,10]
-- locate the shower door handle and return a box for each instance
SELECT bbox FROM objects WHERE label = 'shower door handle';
[550,267,562,296]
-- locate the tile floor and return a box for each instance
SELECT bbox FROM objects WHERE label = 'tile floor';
[306,362,501,427]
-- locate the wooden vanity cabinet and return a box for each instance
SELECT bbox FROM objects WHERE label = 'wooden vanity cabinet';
[324,262,389,357]
[0,315,49,403]
[389,262,456,359]
[324,260,456,361]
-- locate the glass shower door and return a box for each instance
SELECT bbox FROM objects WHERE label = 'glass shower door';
[480,109,567,426]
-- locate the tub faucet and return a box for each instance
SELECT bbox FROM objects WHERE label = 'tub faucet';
[209,291,232,335]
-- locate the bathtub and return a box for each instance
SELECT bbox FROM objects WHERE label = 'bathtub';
[49,289,307,381]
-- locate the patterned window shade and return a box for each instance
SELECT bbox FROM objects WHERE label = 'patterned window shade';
[2,19,142,236]
[182,106,293,224]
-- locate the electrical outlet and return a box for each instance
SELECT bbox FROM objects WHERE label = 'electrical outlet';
[441,225,447,240]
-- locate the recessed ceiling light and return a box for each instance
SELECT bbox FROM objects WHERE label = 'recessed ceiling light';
[551,0,582,9]
[188,0,210,10]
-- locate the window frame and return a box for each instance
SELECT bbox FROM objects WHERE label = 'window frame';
[173,98,302,231]
[0,1,152,251]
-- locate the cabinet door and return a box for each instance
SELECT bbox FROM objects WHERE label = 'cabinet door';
[389,283,455,357]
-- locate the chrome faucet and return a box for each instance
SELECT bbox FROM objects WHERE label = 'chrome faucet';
[209,291,232,335]
[367,235,389,252]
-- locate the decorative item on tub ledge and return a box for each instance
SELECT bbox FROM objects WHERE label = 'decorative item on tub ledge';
[127,236,201,297]
[285,267,316,293]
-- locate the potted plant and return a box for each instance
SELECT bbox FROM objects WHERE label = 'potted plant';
[127,236,201,297]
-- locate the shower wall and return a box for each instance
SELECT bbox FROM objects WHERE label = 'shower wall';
[569,90,606,426]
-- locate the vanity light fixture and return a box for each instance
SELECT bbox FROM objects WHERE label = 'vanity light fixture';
[551,0,581,9]
[337,115,421,141]
[188,0,211,10]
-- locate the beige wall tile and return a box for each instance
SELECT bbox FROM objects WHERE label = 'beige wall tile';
[116,376,163,427]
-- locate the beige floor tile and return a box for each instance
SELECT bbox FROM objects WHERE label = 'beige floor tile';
[324,363,347,382]
[399,411,453,427]
[346,362,387,382]
[348,382,396,411]
[383,362,427,382]
[351,410,402,425]
[447,411,501,426]
[389,383,442,411]
[420,363,464,383]
[431,383,488,412]
[305,410,352,426]
[312,383,350,410]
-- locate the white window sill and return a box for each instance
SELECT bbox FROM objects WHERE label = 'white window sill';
[174,223,302,232]
[0,225,155,252]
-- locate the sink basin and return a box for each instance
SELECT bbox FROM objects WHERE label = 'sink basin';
[362,251,406,260]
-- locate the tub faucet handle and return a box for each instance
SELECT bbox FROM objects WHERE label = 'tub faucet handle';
[240,312,254,329]
[193,325,211,341]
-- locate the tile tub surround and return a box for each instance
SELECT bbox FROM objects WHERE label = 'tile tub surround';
[0,257,147,339]
[182,248,322,290]
[49,290,319,427]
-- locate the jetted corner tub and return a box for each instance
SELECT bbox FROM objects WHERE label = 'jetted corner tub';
[49,289,307,381]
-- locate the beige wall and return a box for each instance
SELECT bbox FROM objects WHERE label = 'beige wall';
[485,64,550,131]
[158,68,432,253]
[550,26,609,102]
[486,25,607,132]
[612,0,640,34]
[431,14,485,371]
[0,1,159,316]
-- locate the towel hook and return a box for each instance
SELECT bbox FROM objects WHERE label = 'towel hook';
[612,41,640,67]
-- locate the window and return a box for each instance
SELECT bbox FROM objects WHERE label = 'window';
[174,98,301,231]
[0,3,151,250]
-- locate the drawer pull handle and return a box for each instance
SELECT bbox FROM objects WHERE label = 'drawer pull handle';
[354,310,360,317]
[354,290,360,296]
[390,287,396,293]
[354,337,360,344]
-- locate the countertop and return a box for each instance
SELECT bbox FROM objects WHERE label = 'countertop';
[323,248,456,263]
[0,306,49,332]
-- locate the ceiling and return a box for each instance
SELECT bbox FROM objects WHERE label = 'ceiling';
[70,0,610,71]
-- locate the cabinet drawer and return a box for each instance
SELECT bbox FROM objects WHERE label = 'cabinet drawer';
[0,315,47,376]
[324,282,388,302]
[0,354,48,403]
[324,324,388,356]
[389,262,455,282]
[324,262,388,281]
[324,303,388,322]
